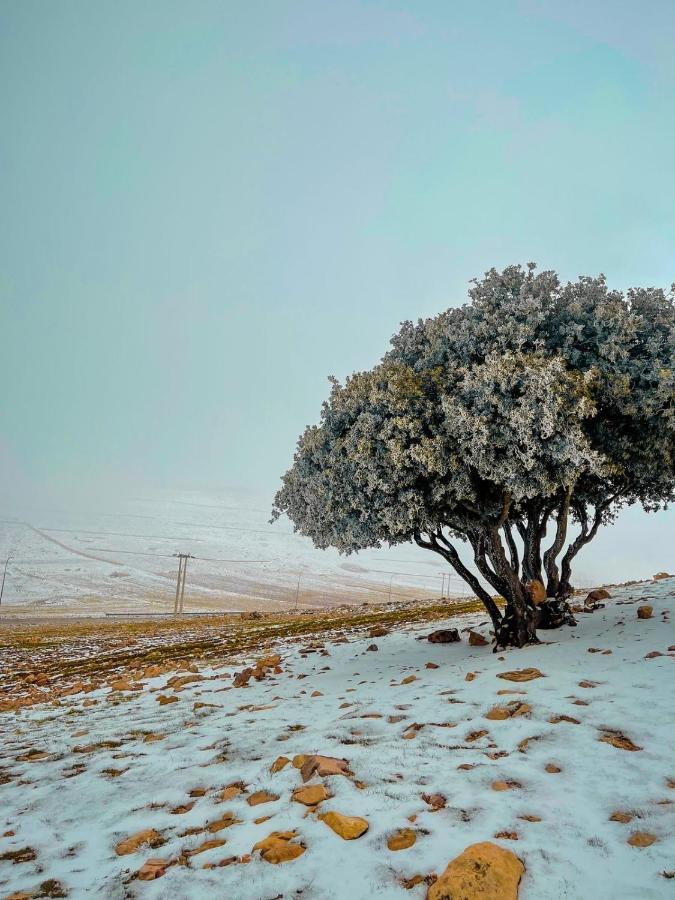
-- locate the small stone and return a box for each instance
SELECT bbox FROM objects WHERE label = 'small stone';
[270,756,290,773]
[369,625,389,638]
[428,629,460,644]
[637,605,653,619]
[292,784,330,806]
[599,731,642,752]
[115,829,165,856]
[247,791,279,807]
[366,644,378,652]
[387,828,417,851]
[497,668,544,682]
[491,780,521,792]
[252,831,305,864]
[319,811,369,840]
[136,857,170,881]
[609,811,634,823]
[545,763,561,773]
[469,631,489,646]
[426,662,439,669]
[627,832,658,847]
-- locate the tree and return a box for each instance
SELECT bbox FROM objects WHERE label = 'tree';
[272,265,675,648]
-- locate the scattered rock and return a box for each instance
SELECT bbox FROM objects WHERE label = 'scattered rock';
[627,832,658,848]
[369,626,389,638]
[292,784,330,806]
[609,811,634,823]
[637,606,653,620]
[137,857,170,881]
[469,631,489,647]
[426,662,440,669]
[599,731,642,752]
[653,572,673,581]
[497,668,544,683]
[491,780,521,792]
[428,629,460,644]
[319,811,369,840]
[300,755,351,782]
[253,831,305,864]
[247,791,279,807]
[366,644,378,652]
[387,828,417,851]
[115,829,165,856]
[486,702,531,721]
[428,841,524,900]
[585,589,611,603]
[545,763,561,774]
[422,793,446,812]
[270,756,290,773]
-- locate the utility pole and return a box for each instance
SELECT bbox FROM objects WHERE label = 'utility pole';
[173,553,193,615]
[0,554,10,606]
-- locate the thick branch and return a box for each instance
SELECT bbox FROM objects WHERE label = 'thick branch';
[543,486,572,596]
[503,520,519,575]
[414,530,502,630]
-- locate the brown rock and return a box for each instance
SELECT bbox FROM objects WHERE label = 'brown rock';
[136,857,170,881]
[627,832,658,848]
[653,572,672,581]
[585,588,611,603]
[233,668,254,688]
[469,631,489,647]
[270,756,290,773]
[526,579,547,605]
[388,828,417,851]
[427,841,524,900]
[494,831,519,840]
[319,811,369,840]
[465,672,477,682]
[115,829,165,856]
[486,702,531,721]
[497,668,544,683]
[637,605,653,620]
[599,731,642,752]
[157,694,178,705]
[428,629,460,644]
[491,780,521,792]
[247,790,279,807]
[219,783,244,801]
[292,784,330,806]
[253,830,305,864]
[367,644,379,651]
[401,674,417,685]
[545,763,561,774]
[207,812,239,832]
[422,793,447,811]
[609,811,634,823]
[110,679,134,692]
[300,754,351,782]
[426,662,440,670]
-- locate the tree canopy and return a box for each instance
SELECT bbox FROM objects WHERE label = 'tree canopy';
[273,265,674,647]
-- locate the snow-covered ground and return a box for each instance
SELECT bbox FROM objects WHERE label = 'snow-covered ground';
[1,578,673,898]
[0,488,462,614]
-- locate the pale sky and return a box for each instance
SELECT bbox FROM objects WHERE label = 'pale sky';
[1,1,673,577]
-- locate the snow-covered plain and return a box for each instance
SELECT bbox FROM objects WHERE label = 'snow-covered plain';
[1,578,674,898]
[0,489,459,614]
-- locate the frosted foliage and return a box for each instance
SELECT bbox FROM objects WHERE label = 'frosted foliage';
[273,266,674,557]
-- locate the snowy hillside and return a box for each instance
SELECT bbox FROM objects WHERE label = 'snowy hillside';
[1,577,673,898]
[0,488,459,614]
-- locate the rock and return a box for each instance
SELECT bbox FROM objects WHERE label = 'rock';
[486,702,531,721]
[137,857,170,881]
[585,589,611,603]
[143,733,166,743]
[469,631,489,647]
[494,831,519,840]
[367,644,378,651]
[653,572,673,580]
[253,830,306,863]
[319,811,369,840]
[247,790,279,807]
[422,793,446,811]
[427,841,524,900]
[387,828,417,850]
[637,605,653,620]
[292,784,330,806]
[233,668,254,688]
[257,654,281,669]
[599,731,642,752]
[369,625,389,638]
[300,754,351,782]
[627,832,658,848]
[428,629,460,644]
[207,812,239,832]
[115,829,165,856]
[157,694,178,705]
[526,579,547,605]
[270,756,290,773]
[609,811,634,823]
[185,838,226,856]
[426,662,440,669]
[491,780,521,792]
[545,763,561,773]
[110,679,134,692]
[401,674,417,684]
[465,672,477,682]
[219,783,244,801]
[496,668,544,683]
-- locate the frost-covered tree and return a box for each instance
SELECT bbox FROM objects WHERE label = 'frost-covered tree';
[272,265,674,648]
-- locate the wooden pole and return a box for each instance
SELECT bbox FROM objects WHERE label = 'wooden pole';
[179,555,188,614]
[174,555,184,616]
